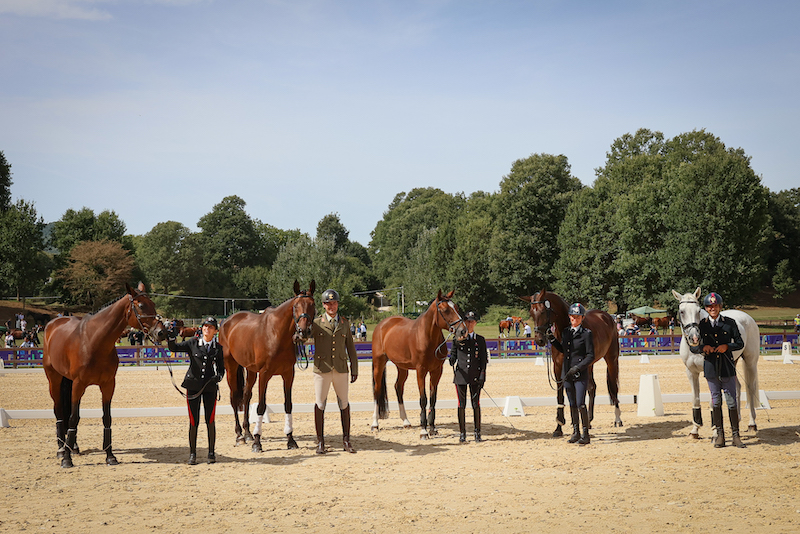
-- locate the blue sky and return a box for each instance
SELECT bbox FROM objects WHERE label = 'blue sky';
[2,0,798,246]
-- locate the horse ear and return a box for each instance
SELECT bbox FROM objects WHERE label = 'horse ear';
[694,287,702,299]
[309,279,316,295]
[445,290,455,299]
[437,289,443,300]
[125,282,134,295]
[293,280,300,296]
[671,289,682,302]
[137,281,146,293]
[519,295,532,303]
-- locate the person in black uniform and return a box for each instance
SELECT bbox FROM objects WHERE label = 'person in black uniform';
[548,303,594,445]
[449,311,488,443]
[688,292,745,448]
[167,316,225,464]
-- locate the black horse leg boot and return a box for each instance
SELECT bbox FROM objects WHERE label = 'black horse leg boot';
[457,407,467,443]
[342,405,356,453]
[712,406,726,448]
[473,407,483,442]
[578,406,590,445]
[729,407,746,448]
[314,405,326,454]
[188,425,198,465]
[568,406,581,443]
[207,422,216,463]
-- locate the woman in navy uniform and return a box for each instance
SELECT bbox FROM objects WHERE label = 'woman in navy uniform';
[689,292,745,448]
[449,311,488,443]
[548,303,594,445]
[167,316,225,464]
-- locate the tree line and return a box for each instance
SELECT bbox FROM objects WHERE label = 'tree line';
[1,128,798,319]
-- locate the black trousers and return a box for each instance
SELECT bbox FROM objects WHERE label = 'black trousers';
[564,377,588,409]
[186,387,218,426]
[455,383,481,410]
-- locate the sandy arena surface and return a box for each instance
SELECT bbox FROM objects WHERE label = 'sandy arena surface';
[1,356,799,533]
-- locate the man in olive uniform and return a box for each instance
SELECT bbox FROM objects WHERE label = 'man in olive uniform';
[311,289,359,454]
[449,311,488,443]
[689,292,746,448]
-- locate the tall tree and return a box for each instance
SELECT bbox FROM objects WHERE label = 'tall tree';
[316,212,350,252]
[0,199,48,298]
[136,221,204,294]
[766,188,800,282]
[489,154,583,302]
[50,207,127,255]
[57,239,135,308]
[0,150,11,212]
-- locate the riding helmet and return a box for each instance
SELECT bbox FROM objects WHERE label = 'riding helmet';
[465,311,478,322]
[568,303,586,316]
[703,292,723,307]
[202,316,219,329]
[322,289,340,303]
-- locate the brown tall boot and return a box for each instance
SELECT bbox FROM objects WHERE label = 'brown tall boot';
[341,405,356,453]
[314,405,326,454]
[729,407,746,448]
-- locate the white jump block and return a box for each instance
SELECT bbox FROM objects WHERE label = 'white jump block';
[0,408,9,428]
[502,396,525,417]
[535,357,545,366]
[783,342,794,364]
[637,374,664,417]
[0,359,5,376]
[639,354,651,364]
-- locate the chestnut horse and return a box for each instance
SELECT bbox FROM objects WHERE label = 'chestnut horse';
[498,320,513,338]
[220,280,315,452]
[522,289,622,436]
[179,326,199,339]
[371,290,465,439]
[43,283,166,468]
[651,315,673,333]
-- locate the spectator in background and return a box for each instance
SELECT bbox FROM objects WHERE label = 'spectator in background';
[625,322,639,336]
[6,330,16,348]
[523,322,531,338]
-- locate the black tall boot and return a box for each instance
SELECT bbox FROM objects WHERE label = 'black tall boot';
[457,407,467,443]
[207,422,217,463]
[712,406,725,448]
[568,406,581,443]
[473,407,483,442]
[188,425,198,465]
[729,407,746,448]
[341,405,356,453]
[578,406,590,445]
[314,405,326,454]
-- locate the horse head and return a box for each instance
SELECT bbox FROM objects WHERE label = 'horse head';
[125,282,166,344]
[671,287,702,347]
[291,279,316,343]
[521,288,556,345]
[434,289,464,334]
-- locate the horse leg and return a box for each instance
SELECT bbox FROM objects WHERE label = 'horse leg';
[427,366,442,437]
[242,370,258,444]
[251,373,269,453]
[47,371,67,459]
[553,355,565,437]
[371,356,389,430]
[686,366,703,438]
[606,346,623,427]
[61,383,86,468]
[100,379,119,465]
[282,368,298,449]
[394,368,412,428]
[417,371,429,439]
[587,371,597,429]
[228,364,245,445]
[741,354,759,432]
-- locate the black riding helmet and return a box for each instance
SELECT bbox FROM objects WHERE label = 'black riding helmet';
[202,316,218,329]
[321,289,340,303]
[703,292,723,307]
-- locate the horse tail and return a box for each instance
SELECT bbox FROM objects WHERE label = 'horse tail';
[606,337,621,406]
[375,365,389,419]
[60,377,73,421]
[231,365,245,411]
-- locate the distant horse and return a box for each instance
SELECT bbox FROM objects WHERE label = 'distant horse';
[651,315,673,333]
[220,280,315,452]
[630,313,652,327]
[498,320,513,338]
[179,326,199,339]
[371,290,465,438]
[671,288,760,438]
[43,282,166,468]
[522,289,622,436]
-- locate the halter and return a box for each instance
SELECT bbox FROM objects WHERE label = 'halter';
[127,293,160,337]
[677,299,701,336]
[291,293,315,369]
[529,296,565,389]
[529,297,554,337]
[434,297,465,358]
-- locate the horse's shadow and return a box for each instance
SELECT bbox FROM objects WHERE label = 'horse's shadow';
[747,425,800,446]
[593,419,694,443]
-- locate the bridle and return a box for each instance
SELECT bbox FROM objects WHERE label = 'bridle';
[678,299,701,340]
[292,293,315,369]
[435,297,465,358]
[126,293,161,342]
[529,296,554,338]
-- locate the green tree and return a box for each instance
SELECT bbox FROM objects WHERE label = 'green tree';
[490,154,583,302]
[772,259,796,299]
[57,239,135,308]
[0,199,48,298]
[316,212,350,252]
[50,208,127,255]
[767,188,800,282]
[136,221,204,294]
[0,150,11,212]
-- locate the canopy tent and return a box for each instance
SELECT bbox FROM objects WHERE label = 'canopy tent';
[626,305,667,316]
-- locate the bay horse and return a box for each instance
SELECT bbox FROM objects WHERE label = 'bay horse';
[43,282,166,468]
[651,315,672,332]
[179,326,199,339]
[220,280,315,452]
[371,289,465,439]
[671,288,760,438]
[522,289,622,436]
[630,313,652,327]
[498,320,513,338]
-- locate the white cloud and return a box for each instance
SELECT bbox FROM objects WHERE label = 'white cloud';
[0,0,113,20]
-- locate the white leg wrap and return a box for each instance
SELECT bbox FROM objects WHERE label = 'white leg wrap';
[253,414,264,436]
[284,413,293,435]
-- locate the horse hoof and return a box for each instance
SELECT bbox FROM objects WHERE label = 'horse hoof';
[428,428,438,437]
[553,428,564,438]
[287,438,299,450]
[689,433,700,439]
[106,456,119,466]
[614,421,624,428]
[252,443,262,453]
[748,424,757,432]
[61,458,74,468]
[235,437,246,446]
